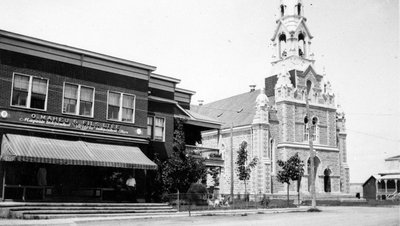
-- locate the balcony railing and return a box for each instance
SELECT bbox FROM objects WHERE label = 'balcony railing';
[185,145,223,167]
[185,145,221,159]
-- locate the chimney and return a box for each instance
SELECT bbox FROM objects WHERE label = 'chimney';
[198,100,204,106]
[249,85,256,92]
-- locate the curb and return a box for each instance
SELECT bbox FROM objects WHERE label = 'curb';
[0,207,309,225]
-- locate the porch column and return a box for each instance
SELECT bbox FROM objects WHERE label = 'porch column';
[144,169,147,202]
[375,180,379,200]
[384,179,388,196]
[395,180,398,193]
[1,166,6,201]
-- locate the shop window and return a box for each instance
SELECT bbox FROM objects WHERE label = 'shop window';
[63,83,95,117]
[147,116,165,142]
[107,91,136,123]
[11,73,48,110]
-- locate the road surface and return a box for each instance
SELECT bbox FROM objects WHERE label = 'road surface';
[77,206,399,226]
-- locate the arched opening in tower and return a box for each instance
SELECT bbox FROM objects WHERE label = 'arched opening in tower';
[296,3,302,16]
[280,4,285,17]
[279,33,287,58]
[298,33,305,57]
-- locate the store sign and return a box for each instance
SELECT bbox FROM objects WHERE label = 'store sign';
[0,110,142,137]
[20,113,128,134]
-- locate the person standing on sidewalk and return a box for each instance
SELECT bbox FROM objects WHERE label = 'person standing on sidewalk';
[126,175,137,202]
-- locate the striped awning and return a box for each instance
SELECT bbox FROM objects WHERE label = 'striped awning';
[0,134,157,170]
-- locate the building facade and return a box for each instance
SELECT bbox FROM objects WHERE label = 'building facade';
[0,29,219,201]
[192,0,350,197]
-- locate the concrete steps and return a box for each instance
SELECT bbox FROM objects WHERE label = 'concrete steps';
[0,202,176,219]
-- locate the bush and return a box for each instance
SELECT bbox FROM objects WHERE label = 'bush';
[187,183,208,205]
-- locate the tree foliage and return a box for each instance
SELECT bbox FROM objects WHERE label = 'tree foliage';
[154,118,207,196]
[276,153,305,206]
[236,141,258,195]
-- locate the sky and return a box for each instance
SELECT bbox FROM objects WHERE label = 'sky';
[0,0,398,183]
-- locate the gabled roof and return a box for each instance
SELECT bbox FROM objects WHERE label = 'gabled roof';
[271,17,313,41]
[385,155,400,161]
[191,90,275,129]
[300,65,323,80]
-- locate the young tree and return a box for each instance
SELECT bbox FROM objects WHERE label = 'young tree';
[160,118,207,194]
[236,141,258,198]
[276,153,305,206]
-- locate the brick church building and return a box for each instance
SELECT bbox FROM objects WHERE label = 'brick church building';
[192,0,350,196]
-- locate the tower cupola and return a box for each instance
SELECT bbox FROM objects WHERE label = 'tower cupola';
[271,0,314,75]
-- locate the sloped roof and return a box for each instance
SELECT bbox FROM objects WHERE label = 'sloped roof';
[385,155,400,161]
[191,89,275,129]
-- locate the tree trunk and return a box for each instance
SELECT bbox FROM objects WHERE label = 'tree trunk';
[287,183,290,207]
[244,180,247,203]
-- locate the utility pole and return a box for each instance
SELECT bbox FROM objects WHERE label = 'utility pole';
[230,123,234,207]
[306,81,317,208]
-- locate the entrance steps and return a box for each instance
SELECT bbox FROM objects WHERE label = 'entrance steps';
[0,202,176,219]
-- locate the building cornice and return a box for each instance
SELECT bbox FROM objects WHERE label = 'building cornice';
[175,87,196,95]
[277,142,339,152]
[275,99,337,111]
[150,73,181,84]
[148,95,177,104]
[0,29,157,72]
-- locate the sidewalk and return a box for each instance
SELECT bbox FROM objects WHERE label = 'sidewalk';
[0,206,309,226]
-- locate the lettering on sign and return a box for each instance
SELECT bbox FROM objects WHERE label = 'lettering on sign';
[19,114,129,134]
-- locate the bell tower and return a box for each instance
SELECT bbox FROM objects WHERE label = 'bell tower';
[271,0,315,75]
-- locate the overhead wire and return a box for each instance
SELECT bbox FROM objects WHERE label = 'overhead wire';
[1,75,399,143]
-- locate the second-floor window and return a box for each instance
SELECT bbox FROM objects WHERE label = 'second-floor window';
[107,91,136,123]
[11,73,48,110]
[304,116,319,143]
[63,83,94,117]
[147,116,165,141]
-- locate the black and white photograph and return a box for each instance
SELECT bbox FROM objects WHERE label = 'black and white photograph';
[0,0,398,225]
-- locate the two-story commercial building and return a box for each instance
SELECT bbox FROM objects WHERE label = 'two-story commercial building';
[0,30,220,202]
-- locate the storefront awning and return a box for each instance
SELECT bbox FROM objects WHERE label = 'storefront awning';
[0,134,157,170]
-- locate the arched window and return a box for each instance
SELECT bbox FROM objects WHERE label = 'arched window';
[279,33,287,58]
[296,3,302,16]
[269,139,273,159]
[303,116,309,141]
[280,4,285,17]
[304,116,319,143]
[270,139,276,174]
[311,117,319,143]
[324,168,332,192]
[298,33,305,57]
